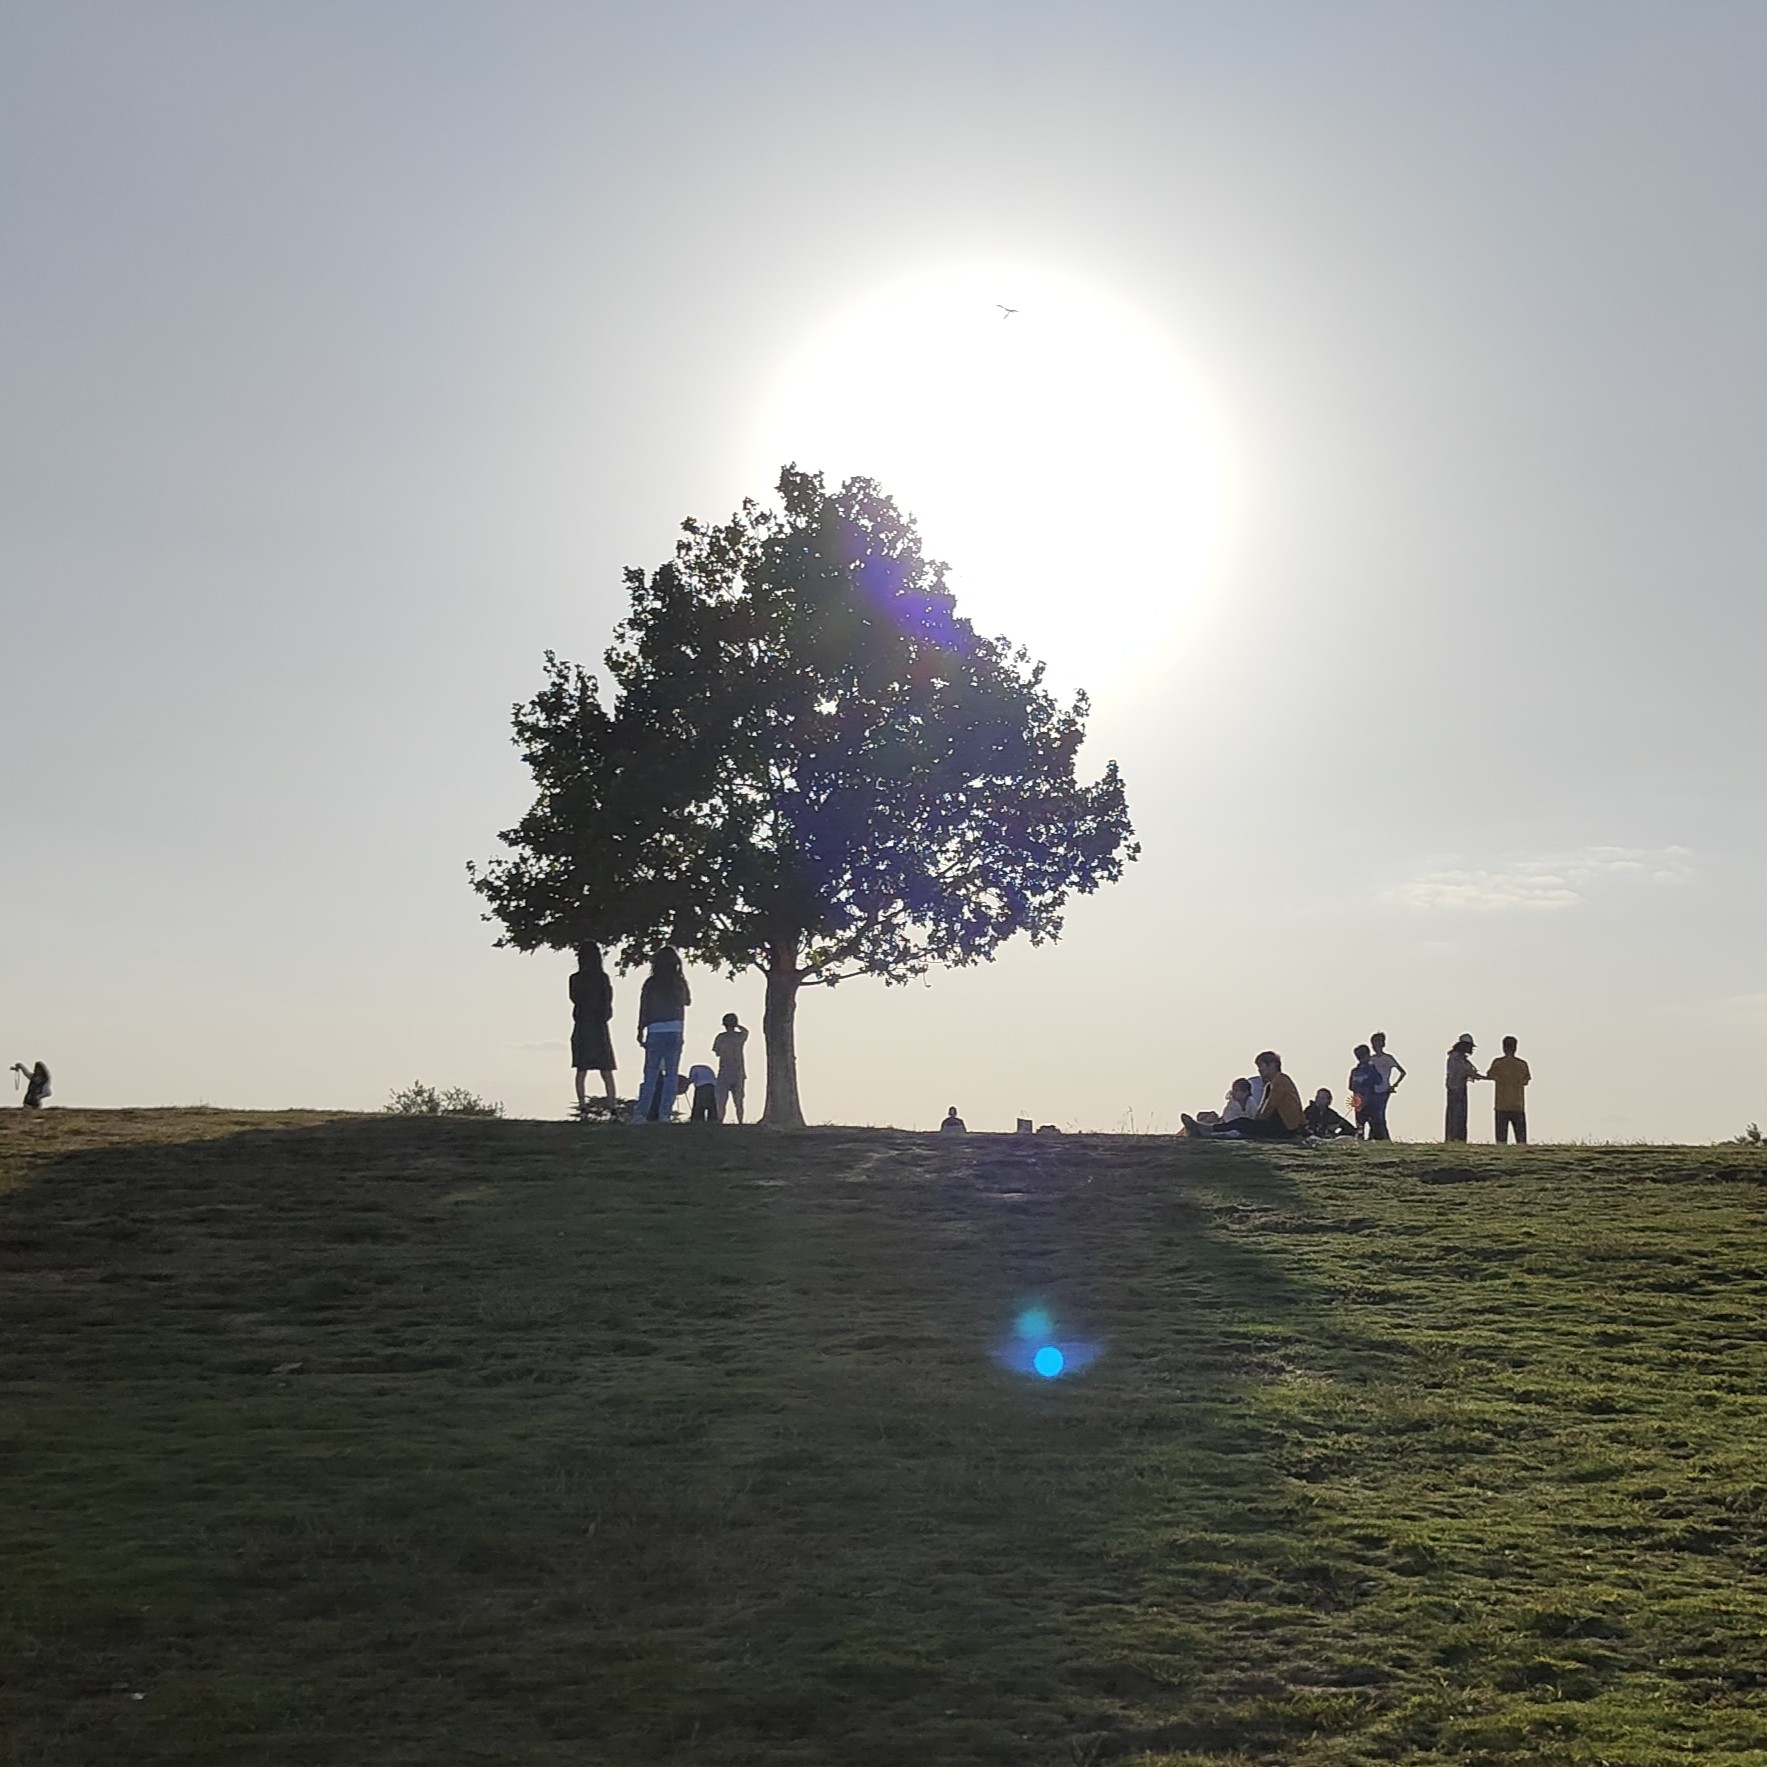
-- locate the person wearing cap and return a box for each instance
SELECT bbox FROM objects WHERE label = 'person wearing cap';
[1444,1034,1484,1142]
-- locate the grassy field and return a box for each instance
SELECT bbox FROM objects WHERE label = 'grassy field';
[2,1111,1766,1765]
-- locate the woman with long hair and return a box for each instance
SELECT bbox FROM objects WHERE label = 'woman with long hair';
[636,948,690,1123]
[11,1061,50,1108]
[569,946,618,1114]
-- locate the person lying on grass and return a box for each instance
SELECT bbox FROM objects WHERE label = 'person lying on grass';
[1183,1053,1304,1140]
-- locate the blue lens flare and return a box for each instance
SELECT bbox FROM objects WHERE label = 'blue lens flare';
[992,1303,1103,1380]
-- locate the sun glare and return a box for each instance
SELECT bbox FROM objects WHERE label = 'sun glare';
[749,263,1232,700]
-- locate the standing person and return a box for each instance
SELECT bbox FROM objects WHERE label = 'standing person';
[1444,1034,1484,1142]
[712,1013,749,1124]
[569,947,618,1115]
[10,1061,50,1109]
[1486,1035,1532,1144]
[1368,1032,1406,1102]
[636,948,691,1123]
[1183,1052,1305,1140]
[939,1106,968,1133]
[1348,1044,1390,1140]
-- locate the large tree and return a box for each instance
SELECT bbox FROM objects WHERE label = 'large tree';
[472,467,1137,1126]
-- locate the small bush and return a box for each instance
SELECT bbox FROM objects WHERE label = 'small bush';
[1725,1123,1763,1146]
[384,1081,504,1119]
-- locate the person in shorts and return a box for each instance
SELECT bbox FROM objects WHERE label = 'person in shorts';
[712,1013,749,1123]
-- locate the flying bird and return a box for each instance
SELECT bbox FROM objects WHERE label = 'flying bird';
[996,304,1019,318]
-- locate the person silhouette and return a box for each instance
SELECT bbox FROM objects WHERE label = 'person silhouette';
[939,1106,967,1133]
[1444,1034,1484,1142]
[570,946,618,1114]
[11,1061,50,1108]
[636,948,691,1123]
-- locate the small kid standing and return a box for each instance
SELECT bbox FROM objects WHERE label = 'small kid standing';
[712,1013,749,1124]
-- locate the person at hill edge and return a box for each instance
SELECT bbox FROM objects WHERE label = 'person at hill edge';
[637,948,691,1123]
[1369,1031,1406,1101]
[1305,1089,1358,1138]
[1349,1043,1390,1140]
[1183,1052,1305,1140]
[939,1106,967,1133]
[11,1061,50,1108]
[569,946,618,1115]
[712,1012,748,1124]
[1486,1036,1532,1144]
[1444,1034,1484,1142]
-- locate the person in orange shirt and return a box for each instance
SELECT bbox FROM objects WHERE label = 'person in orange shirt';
[1184,1052,1305,1140]
[1486,1036,1532,1144]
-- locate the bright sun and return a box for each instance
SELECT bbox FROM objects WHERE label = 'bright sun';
[749,263,1232,699]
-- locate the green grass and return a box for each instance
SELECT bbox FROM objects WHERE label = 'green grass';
[3,1111,1767,1764]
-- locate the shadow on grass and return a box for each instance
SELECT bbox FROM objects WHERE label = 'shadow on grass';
[0,1114,1388,1765]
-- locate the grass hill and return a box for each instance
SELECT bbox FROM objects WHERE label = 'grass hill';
[3,1111,1766,1765]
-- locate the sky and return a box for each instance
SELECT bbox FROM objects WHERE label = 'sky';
[4,1,1765,1140]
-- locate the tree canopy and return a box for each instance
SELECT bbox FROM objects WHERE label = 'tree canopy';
[471,466,1138,1125]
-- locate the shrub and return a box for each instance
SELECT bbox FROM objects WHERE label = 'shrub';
[384,1082,504,1119]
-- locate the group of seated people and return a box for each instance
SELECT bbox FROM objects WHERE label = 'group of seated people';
[1180,1050,1360,1141]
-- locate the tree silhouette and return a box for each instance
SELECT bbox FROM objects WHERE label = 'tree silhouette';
[472,467,1137,1126]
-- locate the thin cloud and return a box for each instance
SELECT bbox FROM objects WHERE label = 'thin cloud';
[1386,846,1692,913]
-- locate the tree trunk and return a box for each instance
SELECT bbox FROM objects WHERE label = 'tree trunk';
[760,943,805,1128]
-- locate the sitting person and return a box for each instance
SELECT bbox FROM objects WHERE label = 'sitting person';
[1183,1053,1304,1140]
[939,1106,967,1133]
[1221,1078,1254,1122]
[1304,1088,1358,1138]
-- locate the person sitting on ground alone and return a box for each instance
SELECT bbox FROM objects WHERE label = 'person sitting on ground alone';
[569,945,618,1115]
[1183,1052,1305,1140]
[1486,1035,1532,1145]
[712,1012,748,1124]
[939,1106,967,1133]
[1304,1088,1358,1138]
[11,1061,50,1109]
[1348,1044,1390,1141]
[687,1062,718,1124]
[1444,1033,1484,1143]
